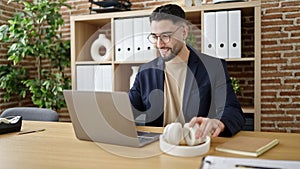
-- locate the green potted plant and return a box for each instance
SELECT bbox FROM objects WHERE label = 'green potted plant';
[230,77,241,94]
[0,0,71,110]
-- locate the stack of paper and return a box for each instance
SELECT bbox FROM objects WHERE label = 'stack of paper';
[201,156,300,169]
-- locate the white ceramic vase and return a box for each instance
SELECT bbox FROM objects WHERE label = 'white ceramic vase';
[90,34,111,62]
[130,66,139,88]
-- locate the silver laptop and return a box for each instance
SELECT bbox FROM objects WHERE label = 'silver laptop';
[63,90,160,147]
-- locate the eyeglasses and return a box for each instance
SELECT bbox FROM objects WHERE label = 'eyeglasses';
[147,26,182,44]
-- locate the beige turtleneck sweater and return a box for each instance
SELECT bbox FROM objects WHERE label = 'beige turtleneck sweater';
[163,45,190,126]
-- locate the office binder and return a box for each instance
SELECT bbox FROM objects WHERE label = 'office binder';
[94,65,103,91]
[203,12,216,57]
[228,10,241,58]
[102,65,112,91]
[123,18,134,61]
[76,65,94,91]
[216,11,228,59]
[114,19,124,61]
[133,17,144,61]
[142,16,156,60]
[94,65,112,91]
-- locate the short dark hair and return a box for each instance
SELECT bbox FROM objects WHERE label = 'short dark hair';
[149,4,186,24]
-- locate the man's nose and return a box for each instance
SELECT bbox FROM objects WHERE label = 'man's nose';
[156,37,165,48]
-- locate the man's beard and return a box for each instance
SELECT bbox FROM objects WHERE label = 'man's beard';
[159,46,181,62]
[161,50,176,62]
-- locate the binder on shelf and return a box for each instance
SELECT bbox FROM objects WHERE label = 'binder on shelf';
[102,65,112,91]
[203,12,216,57]
[114,19,124,61]
[94,65,112,91]
[228,10,241,59]
[142,16,156,61]
[133,17,144,61]
[94,65,103,91]
[76,65,94,91]
[216,11,228,59]
[123,18,134,61]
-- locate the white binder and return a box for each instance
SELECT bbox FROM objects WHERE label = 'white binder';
[203,12,216,57]
[228,10,241,58]
[94,65,112,91]
[76,65,94,91]
[114,19,124,61]
[102,65,112,91]
[216,11,228,59]
[123,18,134,61]
[94,65,103,91]
[142,16,156,61]
[133,17,144,61]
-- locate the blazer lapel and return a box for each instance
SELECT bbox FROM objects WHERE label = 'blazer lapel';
[182,46,200,121]
[155,56,165,90]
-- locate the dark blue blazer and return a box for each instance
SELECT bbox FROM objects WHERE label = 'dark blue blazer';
[129,45,245,137]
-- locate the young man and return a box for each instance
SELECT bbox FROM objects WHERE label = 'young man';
[129,4,245,138]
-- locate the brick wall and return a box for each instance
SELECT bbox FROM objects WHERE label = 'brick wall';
[1,0,299,132]
[261,0,300,133]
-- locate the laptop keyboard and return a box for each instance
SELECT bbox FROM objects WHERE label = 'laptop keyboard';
[138,136,156,143]
[137,131,161,137]
[137,131,160,144]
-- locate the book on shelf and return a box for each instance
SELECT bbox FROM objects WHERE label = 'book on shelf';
[215,136,279,157]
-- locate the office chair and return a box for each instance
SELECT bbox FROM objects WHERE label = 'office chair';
[0,107,59,122]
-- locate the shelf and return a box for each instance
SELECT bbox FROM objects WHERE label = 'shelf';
[226,57,255,62]
[76,61,112,65]
[114,60,152,64]
[75,58,255,65]
[71,9,152,22]
[71,1,261,131]
[242,106,255,114]
[71,1,259,22]
[183,1,260,12]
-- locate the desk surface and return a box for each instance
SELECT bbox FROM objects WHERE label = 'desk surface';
[1,121,299,169]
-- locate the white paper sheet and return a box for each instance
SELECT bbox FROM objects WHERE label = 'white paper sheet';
[201,155,300,169]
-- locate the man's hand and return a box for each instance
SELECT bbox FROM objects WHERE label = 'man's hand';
[189,117,225,138]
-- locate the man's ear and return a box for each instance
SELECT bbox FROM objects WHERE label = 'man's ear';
[182,24,189,41]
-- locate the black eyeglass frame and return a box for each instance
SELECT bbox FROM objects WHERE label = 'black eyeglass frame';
[147,26,183,44]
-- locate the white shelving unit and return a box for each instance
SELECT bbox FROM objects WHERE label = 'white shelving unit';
[70,1,261,130]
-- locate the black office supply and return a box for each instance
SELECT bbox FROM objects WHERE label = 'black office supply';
[0,116,22,134]
[18,128,46,135]
[89,0,131,14]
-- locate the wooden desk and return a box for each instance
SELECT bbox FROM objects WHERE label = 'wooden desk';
[0,121,299,169]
